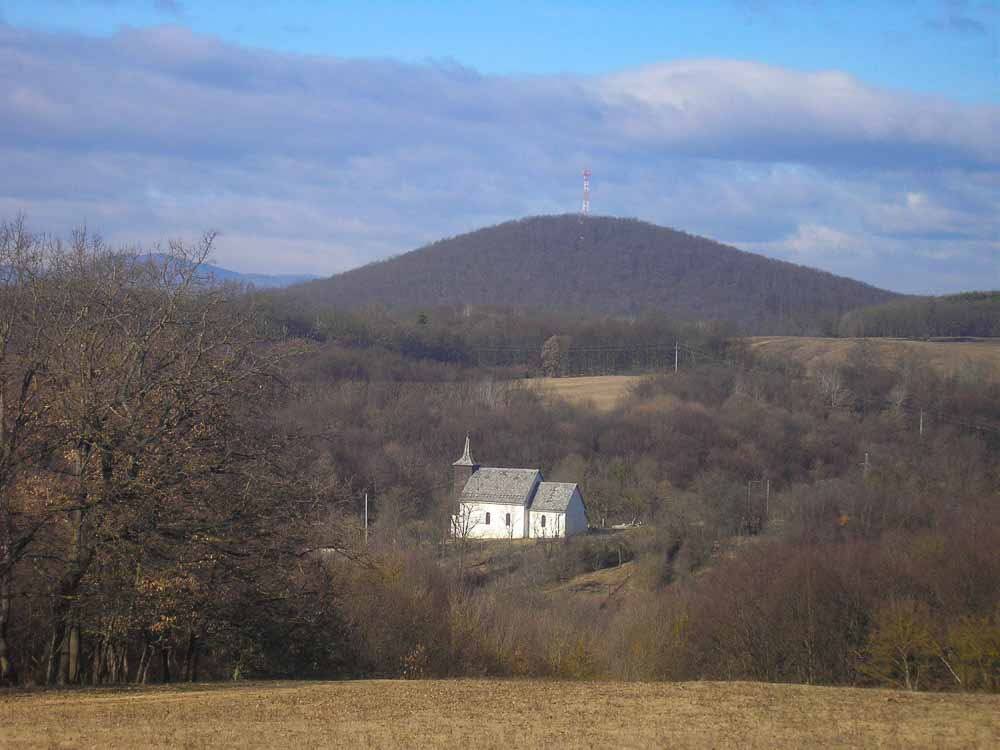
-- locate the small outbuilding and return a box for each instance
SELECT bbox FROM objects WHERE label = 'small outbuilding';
[451,436,589,539]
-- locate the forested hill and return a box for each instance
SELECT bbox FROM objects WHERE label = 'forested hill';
[292,215,899,332]
[839,291,1000,338]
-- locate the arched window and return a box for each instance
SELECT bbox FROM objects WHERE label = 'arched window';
[485,512,491,524]
[540,515,546,528]
[505,513,511,526]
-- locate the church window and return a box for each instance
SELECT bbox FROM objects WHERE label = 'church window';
[505,513,511,526]
[485,512,491,524]
[540,515,546,528]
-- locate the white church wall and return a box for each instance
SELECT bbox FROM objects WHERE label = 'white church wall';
[455,502,527,539]
[563,489,589,536]
[528,510,564,539]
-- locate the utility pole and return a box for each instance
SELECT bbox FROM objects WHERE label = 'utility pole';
[919,409,924,437]
[364,491,368,545]
[581,169,591,217]
[674,341,679,374]
[861,452,871,478]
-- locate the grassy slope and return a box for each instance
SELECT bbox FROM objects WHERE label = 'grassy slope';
[2,680,996,749]
[749,336,1000,379]
[522,337,1000,412]
[524,375,646,411]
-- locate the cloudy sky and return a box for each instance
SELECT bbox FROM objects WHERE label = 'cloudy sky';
[1,1,998,293]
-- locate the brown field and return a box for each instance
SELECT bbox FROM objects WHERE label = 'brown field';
[525,338,1000,412]
[2,679,997,749]
[526,374,646,410]
[748,336,1000,379]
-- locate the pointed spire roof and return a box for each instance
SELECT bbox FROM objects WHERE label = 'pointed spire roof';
[453,434,477,466]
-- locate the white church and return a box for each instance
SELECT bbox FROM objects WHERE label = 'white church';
[451,436,589,539]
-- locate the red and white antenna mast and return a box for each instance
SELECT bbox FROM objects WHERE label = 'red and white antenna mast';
[581,168,591,217]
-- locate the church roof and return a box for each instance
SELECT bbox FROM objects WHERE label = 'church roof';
[531,482,579,512]
[459,467,540,506]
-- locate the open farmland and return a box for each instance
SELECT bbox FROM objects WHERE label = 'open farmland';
[525,374,645,410]
[748,336,1000,379]
[1,679,996,749]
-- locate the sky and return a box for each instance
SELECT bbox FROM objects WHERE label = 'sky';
[0,1,998,293]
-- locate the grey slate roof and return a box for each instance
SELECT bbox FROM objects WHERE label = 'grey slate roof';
[531,482,578,512]
[459,467,540,506]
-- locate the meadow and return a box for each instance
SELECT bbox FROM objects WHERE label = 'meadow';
[748,336,1000,379]
[525,374,646,410]
[523,337,1000,413]
[2,679,998,749]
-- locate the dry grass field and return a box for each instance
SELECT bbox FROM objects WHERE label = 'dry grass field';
[526,375,646,411]
[2,679,997,749]
[524,338,1000,412]
[748,336,1000,380]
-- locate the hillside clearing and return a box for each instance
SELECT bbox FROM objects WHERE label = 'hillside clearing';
[748,336,1000,379]
[523,337,1000,413]
[1,679,996,749]
[525,374,645,410]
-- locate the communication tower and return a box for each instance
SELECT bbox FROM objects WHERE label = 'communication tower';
[581,169,591,217]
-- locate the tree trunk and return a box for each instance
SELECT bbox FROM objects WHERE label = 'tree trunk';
[182,629,200,682]
[189,640,201,683]
[49,447,91,686]
[67,619,81,684]
[0,572,16,685]
[136,641,151,684]
[45,622,63,685]
[57,626,70,685]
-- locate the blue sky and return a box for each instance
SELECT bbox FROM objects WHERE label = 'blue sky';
[0,0,998,292]
[4,1,998,102]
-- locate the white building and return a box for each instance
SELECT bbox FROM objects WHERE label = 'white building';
[451,436,589,539]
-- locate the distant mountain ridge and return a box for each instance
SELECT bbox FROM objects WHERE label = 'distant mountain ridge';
[293,215,899,333]
[142,254,318,289]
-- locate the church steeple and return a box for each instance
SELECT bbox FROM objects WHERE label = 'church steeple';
[454,434,475,467]
[452,434,479,502]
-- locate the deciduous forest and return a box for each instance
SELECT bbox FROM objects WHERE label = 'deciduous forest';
[1,219,998,692]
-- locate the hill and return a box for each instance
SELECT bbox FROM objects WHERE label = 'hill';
[292,215,899,332]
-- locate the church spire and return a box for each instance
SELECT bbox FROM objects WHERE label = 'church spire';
[453,434,476,466]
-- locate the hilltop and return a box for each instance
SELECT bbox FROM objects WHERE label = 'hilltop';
[292,215,899,332]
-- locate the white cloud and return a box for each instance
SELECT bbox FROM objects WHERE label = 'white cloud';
[0,23,997,291]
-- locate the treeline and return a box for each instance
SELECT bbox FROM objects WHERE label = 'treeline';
[258,290,735,376]
[0,220,344,686]
[839,291,1000,338]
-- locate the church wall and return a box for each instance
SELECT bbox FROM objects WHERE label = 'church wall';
[563,490,589,536]
[528,510,564,538]
[455,502,528,539]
